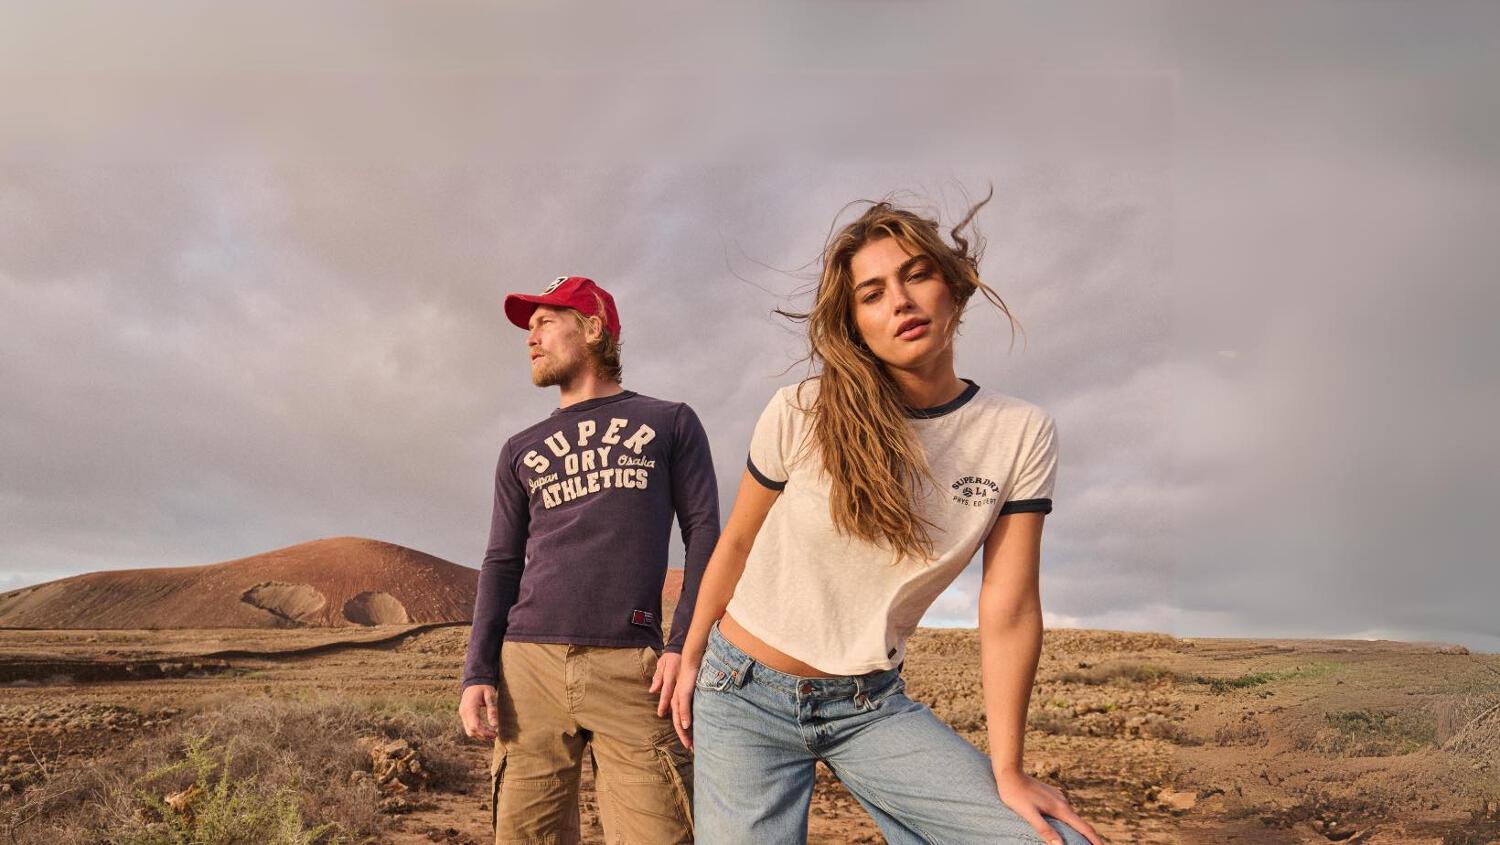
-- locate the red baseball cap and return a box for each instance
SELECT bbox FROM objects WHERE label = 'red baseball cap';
[504,276,622,339]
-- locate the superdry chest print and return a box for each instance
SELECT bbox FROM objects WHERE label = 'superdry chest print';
[461,391,721,689]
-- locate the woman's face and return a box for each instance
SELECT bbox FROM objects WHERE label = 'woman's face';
[847,237,957,372]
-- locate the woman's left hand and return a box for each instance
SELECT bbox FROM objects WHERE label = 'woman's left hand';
[669,654,701,752]
[994,767,1105,845]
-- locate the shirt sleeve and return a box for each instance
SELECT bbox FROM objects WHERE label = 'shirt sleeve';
[999,412,1058,515]
[746,387,792,491]
[664,403,721,654]
[461,439,530,689]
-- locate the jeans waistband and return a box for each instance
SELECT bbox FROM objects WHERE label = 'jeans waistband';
[706,620,901,700]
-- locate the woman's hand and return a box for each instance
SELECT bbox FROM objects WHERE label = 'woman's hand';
[669,653,700,752]
[665,469,780,753]
[994,767,1104,845]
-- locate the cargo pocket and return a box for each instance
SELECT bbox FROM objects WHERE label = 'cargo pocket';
[488,739,507,832]
[651,733,694,836]
[604,730,695,844]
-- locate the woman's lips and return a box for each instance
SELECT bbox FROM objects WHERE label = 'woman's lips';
[896,320,930,340]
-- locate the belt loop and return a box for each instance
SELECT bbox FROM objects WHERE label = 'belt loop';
[728,653,752,687]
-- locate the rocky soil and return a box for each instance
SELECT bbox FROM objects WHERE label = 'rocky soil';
[1,625,1495,843]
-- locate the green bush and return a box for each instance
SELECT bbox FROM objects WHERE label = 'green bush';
[120,735,343,845]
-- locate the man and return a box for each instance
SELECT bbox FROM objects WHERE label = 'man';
[459,276,718,844]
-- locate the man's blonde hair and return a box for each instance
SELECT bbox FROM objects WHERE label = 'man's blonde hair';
[569,293,623,383]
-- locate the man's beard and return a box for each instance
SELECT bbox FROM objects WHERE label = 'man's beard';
[531,354,580,388]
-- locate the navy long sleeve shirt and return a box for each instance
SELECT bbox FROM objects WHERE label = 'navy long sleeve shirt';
[461,390,721,690]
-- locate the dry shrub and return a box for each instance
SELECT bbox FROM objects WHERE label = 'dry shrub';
[937,701,988,733]
[1055,661,1173,687]
[1028,708,1079,736]
[1297,708,1437,757]
[0,693,468,845]
[1435,694,1500,759]
[1029,703,1189,742]
[1439,803,1500,845]
[1213,713,1267,747]
[1254,787,1390,834]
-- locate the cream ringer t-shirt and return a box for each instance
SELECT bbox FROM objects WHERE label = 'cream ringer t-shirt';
[725,377,1058,675]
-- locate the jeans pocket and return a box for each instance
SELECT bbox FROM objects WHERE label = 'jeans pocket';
[695,655,732,692]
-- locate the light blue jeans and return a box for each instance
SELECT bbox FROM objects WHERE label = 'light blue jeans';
[691,622,1091,845]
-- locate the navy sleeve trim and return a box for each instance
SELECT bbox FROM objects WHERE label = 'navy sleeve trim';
[746,455,786,491]
[999,497,1052,515]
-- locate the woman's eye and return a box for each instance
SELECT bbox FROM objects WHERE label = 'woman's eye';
[861,291,881,304]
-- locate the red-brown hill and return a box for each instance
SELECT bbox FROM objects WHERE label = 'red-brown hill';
[0,537,478,629]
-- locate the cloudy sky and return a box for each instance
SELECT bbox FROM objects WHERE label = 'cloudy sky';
[3,2,1496,650]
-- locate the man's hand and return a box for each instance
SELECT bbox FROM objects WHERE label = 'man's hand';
[650,652,682,719]
[459,684,500,740]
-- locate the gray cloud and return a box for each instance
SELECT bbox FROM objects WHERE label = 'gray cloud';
[1,2,1495,651]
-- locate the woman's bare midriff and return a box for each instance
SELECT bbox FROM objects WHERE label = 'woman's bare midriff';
[719,612,840,678]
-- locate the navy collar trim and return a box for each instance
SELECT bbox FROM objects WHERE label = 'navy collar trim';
[907,379,979,419]
[551,389,636,416]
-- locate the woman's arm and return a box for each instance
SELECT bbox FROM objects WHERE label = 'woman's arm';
[979,511,1104,845]
[979,510,1046,773]
[669,467,780,749]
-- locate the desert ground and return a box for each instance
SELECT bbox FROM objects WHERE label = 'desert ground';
[2,622,1496,844]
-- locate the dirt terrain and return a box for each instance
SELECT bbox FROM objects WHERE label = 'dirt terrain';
[1,623,1495,843]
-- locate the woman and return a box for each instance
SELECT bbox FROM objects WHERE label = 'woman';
[669,195,1103,845]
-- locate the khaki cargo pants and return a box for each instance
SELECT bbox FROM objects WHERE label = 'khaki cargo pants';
[490,640,694,844]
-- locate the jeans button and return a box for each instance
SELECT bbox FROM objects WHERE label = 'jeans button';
[798,682,813,694]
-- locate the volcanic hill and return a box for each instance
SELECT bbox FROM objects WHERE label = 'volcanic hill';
[0,537,479,629]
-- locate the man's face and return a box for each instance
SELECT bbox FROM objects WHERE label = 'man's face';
[526,305,595,387]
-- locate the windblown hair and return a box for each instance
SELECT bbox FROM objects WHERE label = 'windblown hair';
[569,292,623,383]
[778,191,1020,562]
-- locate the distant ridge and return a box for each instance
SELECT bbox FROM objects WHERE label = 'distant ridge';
[0,537,478,629]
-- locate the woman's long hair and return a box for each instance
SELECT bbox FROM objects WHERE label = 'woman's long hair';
[777,191,1021,562]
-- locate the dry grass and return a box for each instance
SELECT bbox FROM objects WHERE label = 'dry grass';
[0,693,469,845]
